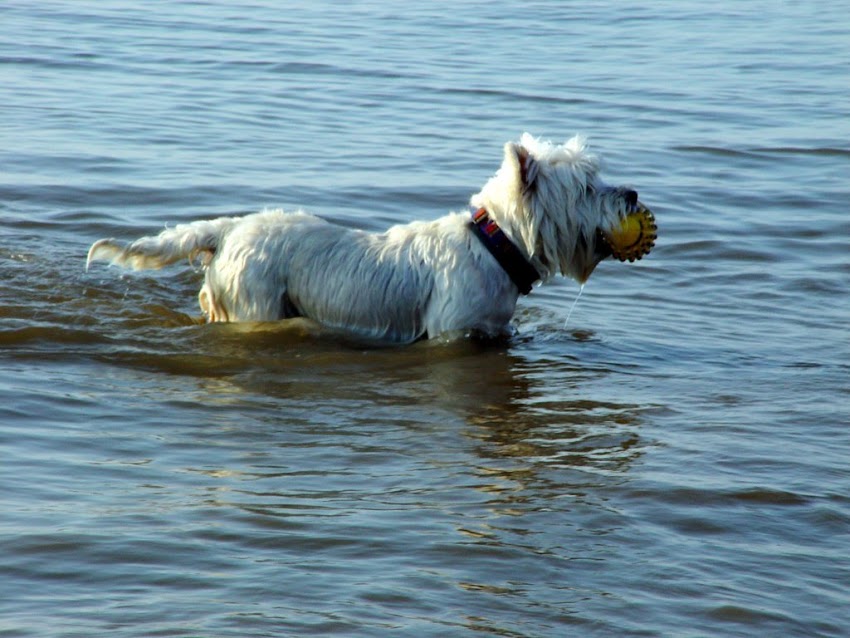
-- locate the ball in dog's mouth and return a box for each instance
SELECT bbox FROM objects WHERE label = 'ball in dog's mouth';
[600,202,657,262]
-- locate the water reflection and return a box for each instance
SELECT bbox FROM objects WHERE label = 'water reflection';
[123,319,651,502]
[190,321,641,437]
[18,284,649,488]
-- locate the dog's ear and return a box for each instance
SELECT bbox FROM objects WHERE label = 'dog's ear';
[505,141,538,193]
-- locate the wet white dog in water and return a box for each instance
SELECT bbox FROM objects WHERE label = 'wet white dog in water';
[87,134,656,343]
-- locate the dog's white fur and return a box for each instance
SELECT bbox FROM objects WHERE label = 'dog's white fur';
[88,134,642,343]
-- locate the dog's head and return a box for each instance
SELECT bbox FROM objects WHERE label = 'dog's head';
[470,133,656,284]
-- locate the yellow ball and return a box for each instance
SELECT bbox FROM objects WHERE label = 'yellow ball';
[611,214,644,248]
[603,204,657,262]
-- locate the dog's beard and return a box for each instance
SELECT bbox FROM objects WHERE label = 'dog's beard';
[575,235,610,283]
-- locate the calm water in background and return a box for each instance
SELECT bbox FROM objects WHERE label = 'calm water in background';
[2,1,849,636]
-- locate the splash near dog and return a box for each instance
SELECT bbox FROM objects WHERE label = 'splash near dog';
[87,134,656,344]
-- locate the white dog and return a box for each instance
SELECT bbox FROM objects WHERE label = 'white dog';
[87,134,655,343]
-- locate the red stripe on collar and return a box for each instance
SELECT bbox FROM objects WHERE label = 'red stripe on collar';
[469,207,540,295]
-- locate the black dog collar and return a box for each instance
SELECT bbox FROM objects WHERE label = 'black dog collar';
[469,207,540,295]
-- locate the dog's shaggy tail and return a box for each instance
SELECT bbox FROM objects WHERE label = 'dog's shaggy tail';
[86,216,240,271]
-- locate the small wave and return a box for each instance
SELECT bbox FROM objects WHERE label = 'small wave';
[0,54,115,72]
[673,144,850,158]
[750,145,850,158]
[0,324,110,348]
[631,486,810,507]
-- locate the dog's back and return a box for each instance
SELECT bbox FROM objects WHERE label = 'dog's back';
[87,209,517,343]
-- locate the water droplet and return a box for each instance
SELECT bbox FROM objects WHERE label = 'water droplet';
[564,283,585,328]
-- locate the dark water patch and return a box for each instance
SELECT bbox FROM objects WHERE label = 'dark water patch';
[0,54,119,72]
[704,604,799,630]
[436,85,595,107]
[751,145,850,158]
[628,486,811,509]
[270,60,414,82]
[674,144,850,159]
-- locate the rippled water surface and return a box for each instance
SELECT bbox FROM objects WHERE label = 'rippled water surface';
[2,2,849,636]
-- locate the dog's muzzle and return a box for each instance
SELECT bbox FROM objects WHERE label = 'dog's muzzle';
[598,202,657,262]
